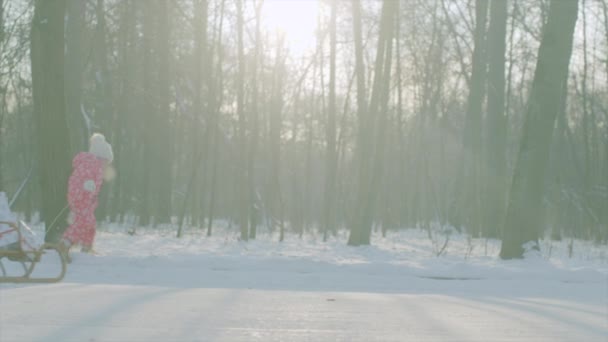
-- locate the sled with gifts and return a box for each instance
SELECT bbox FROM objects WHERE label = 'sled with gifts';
[0,193,67,283]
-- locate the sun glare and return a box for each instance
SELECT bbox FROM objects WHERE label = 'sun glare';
[261,0,320,57]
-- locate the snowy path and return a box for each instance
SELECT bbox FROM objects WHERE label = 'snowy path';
[0,258,608,342]
[2,280,606,341]
[1,228,607,341]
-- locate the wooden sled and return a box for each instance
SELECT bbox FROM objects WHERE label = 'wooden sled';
[0,221,67,283]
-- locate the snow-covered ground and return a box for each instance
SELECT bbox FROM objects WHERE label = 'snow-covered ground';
[1,223,607,341]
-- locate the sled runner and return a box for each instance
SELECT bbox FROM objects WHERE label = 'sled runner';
[0,220,67,284]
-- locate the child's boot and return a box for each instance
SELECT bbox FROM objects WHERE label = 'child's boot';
[81,245,94,254]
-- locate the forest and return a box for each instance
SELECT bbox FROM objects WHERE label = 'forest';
[0,0,605,259]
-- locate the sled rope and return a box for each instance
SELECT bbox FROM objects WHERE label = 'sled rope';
[45,204,70,235]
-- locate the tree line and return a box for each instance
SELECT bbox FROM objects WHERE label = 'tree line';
[0,0,605,258]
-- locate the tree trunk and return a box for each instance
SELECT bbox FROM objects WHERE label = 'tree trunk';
[198,0,217,229]
[65,0,86,152]
[31,0,71,242]
[0,0,4,43]
[156,0,172,224]
[110,0,135,222]
[94,0,113,222]
[270,38,286,242]
[139,1,155,226]
[178,0,208,236]
[500,0,578,259]
[206,0,226,237]
[248,1,263,240]
[458,0,488,235]
[190,0,207,228]
[348,0,397,246]
[351,0,367,134]
[0,0,4,191]
[94,0,112,134]
[322,0,338,241]
[394,8,406,229]
[347,0,366,244]
[484,0,508,238]
[236,0,249,240]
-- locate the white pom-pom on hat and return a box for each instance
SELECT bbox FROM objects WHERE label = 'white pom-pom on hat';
[89,133,114,163]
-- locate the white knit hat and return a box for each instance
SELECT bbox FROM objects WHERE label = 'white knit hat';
[89,133,114,163]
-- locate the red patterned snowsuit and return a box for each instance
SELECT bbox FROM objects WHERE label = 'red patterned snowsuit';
[62,152,105,247]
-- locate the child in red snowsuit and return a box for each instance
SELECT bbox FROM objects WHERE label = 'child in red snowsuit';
[61,133,113,257]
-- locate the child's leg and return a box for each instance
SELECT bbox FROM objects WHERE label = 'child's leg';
[61,208,88,263]
[79,211,97,250]
[62,213,85,246]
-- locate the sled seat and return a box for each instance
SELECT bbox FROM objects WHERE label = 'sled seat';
[0,221,67,283]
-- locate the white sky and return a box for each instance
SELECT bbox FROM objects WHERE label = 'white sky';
[261,0,321,57]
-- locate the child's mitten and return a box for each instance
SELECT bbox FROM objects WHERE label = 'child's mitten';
[83,180,96,193]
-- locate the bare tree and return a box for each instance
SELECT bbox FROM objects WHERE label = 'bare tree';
[2,0,603,247]
[322,0,338,241]
[31,0,71,242]
[156,0,172,224]
[178,0,208,237]
[206,0,227,237]
[139,0,156,226]
[484,0,508,237]
[270,37,286,242]
[349,0,397,246]
[236,0,249,240]
[0,0,4,43]
[65,0,86,152]
[247,0,263,239]
[457,0,488,236]
[501,0,579,259]
[109,0,136,222]
[0,0,5,190]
